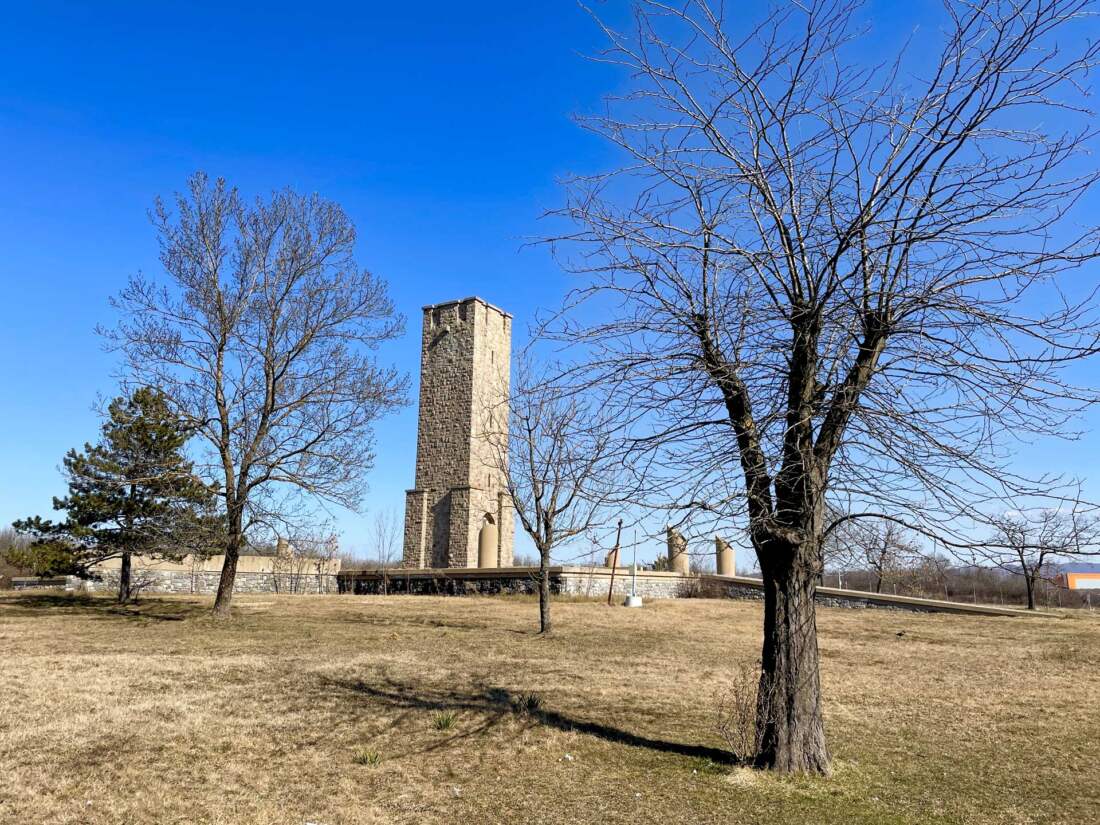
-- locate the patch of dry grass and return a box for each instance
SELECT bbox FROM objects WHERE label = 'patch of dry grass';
[1,591,1097,824]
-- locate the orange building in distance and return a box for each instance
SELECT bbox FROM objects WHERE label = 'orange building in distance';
[1056,571,1100,590]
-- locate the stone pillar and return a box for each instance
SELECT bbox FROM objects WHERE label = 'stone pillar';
[715,536,735,576]
[496,491,514,567]
[667,527,690,575]
[604,547,621,568]
[402,489,429,568]
[478,519,498,568]
[447,487,473,568]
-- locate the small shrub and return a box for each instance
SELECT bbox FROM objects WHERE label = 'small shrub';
[516,692,543,715]
[433,711,458,731]
[714,660,760,761]
[353,749,383,766]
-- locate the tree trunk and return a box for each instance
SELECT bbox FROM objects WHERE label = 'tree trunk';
[754,540,830,774]
[213,507,245,617]
[538,548,551,634]
[213,531,241,617]
[1024,574,1036,610]
[873,572,883,594]
[118,552,132,604]
[213,549,238,617]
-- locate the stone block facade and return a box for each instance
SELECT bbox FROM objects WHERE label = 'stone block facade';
[558,568,702,599]
[66,552,341,596]
[403,297,514,568]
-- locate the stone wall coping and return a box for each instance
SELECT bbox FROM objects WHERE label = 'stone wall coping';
[90,553,341,575]
[421,296,512,319]
[557,566,696,579]
[404,486,484,493]
[340,565,694,580]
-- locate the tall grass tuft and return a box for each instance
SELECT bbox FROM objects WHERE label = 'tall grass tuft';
[353,749,383,766]
[433,711,458,731]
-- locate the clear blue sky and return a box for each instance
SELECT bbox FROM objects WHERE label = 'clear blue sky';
[0,0,627,560]
[1,1,1097,563]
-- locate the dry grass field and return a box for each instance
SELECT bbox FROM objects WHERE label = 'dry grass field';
[1,591,1097,825]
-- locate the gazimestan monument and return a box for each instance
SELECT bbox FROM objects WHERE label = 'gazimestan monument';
[356,296,999,615]
[402,297,515,568]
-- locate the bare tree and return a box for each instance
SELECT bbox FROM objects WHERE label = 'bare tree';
[834,519,920,593]
[907,552,953,601]
[289,533,341,594]
[978,507,1099,610]
[271,534,338,594]
[371,507,401,593]
[551,0,1100,772]
[484,357,616,633]
[102,173,407,617]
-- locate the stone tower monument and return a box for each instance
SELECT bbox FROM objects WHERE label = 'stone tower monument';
[402,297,514,568]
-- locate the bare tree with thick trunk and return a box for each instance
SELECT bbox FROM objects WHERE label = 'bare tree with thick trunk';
[102,173,407,617]
[483,357,616,633]
[551,0,1100,773]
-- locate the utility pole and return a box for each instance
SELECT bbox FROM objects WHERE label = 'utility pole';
[625,528,643,608]
[606,519,623,606]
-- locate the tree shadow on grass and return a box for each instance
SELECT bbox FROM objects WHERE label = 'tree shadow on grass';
[335,613,499,633]
[321,675,739,765]
[335,612,538,637]
[0,592,205,622]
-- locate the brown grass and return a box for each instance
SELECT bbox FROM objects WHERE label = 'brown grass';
[1,592,1097,825]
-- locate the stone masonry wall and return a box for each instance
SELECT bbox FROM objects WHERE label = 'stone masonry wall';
[558,569,701,599]
[403,490,429,568]
[467,300,513,567]
[76,569,339,595]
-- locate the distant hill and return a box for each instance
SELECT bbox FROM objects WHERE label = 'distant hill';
[1051,561,1100,574]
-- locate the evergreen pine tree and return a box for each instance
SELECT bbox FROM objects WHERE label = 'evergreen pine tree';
[12,388,217,602]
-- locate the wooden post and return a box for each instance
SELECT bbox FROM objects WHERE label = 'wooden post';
[606,520,623,606]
